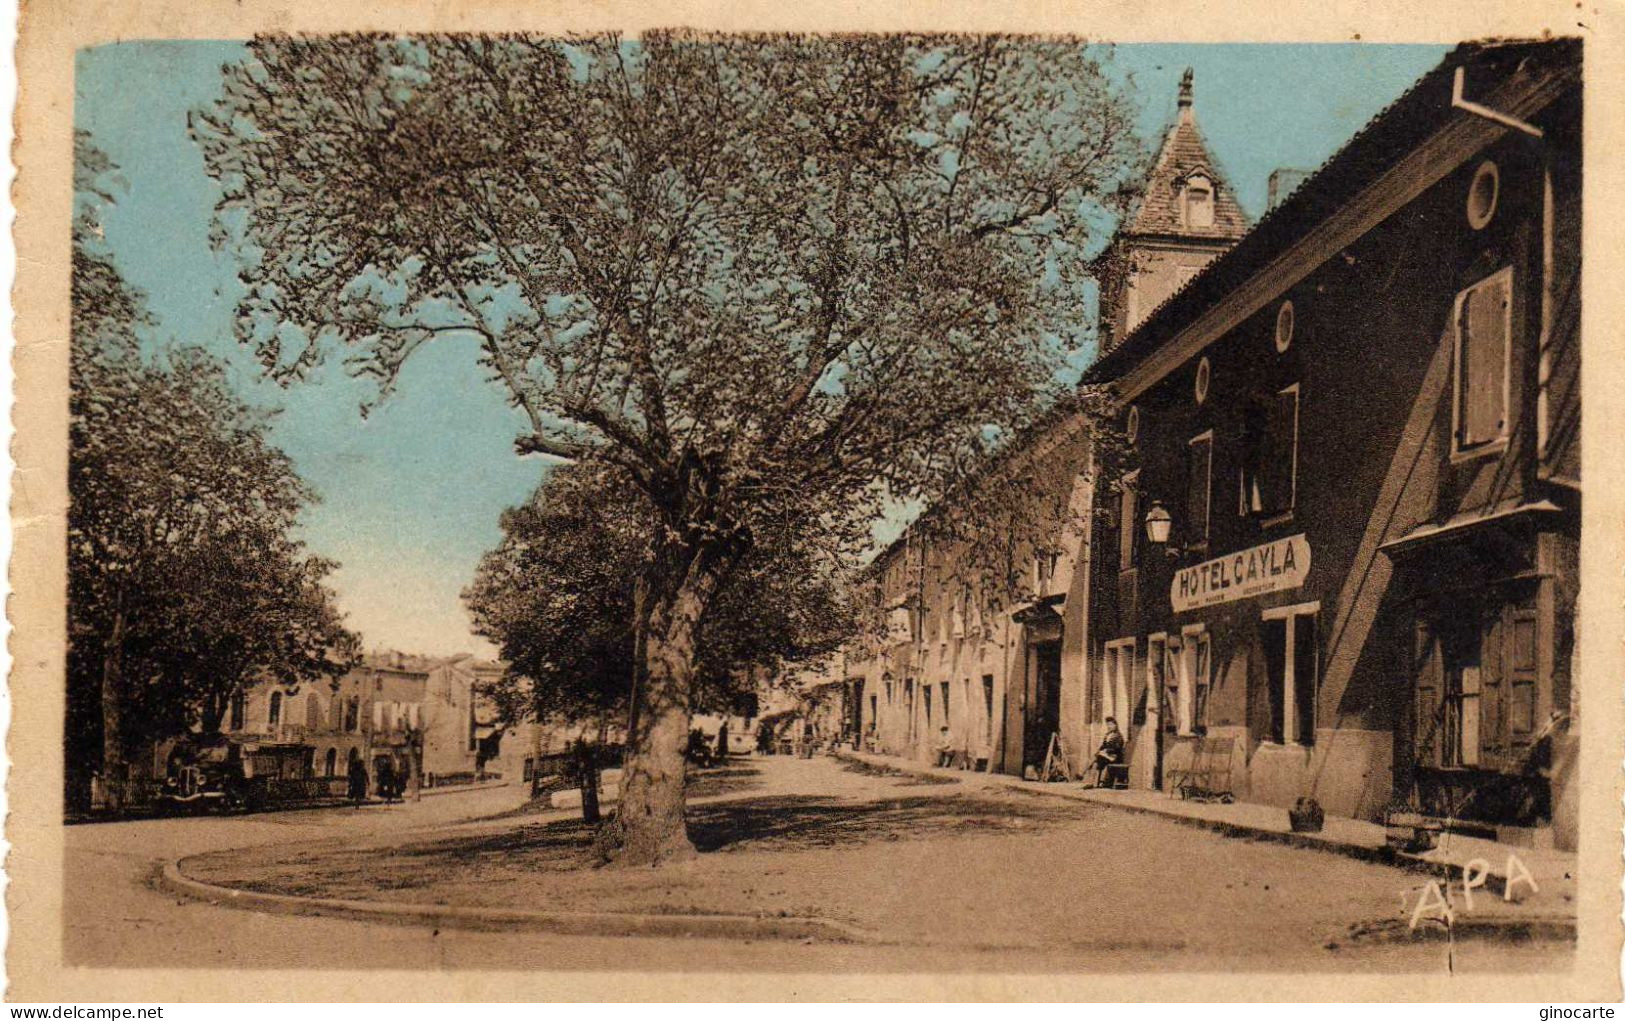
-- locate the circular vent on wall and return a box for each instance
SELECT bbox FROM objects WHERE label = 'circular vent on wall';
[1275,300,1295,353]
[1467,160,1499,230]
[1195,357,1211,405]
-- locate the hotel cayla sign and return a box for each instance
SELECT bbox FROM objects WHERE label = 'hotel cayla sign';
[1171,534,1311,613]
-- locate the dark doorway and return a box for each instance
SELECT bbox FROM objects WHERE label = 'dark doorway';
[1023,641,1063,772]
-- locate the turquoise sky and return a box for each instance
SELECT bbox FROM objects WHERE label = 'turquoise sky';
[74,39,1448,656]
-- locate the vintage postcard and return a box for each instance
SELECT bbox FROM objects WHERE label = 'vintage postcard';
[9,0,1623,1003]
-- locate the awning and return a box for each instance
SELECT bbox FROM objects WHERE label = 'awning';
[1010,592,1065,624]
[1378,500,1562,557]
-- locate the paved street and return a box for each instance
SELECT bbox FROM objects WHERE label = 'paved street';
[63,756,1573,978]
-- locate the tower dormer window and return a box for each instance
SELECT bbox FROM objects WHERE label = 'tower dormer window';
[1184,175,1214,229]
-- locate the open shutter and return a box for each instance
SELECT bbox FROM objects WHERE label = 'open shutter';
[1413,621,1443,768]
[1458,272,1510,448]
[1507,608,1539,752]
[1477,608,1507,769]
[1186,436,1212,540]
[1260,390,1298,515]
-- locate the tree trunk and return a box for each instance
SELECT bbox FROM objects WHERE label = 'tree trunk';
[576,738,601,824]
[597,550,728,867]
[99,607,127,813]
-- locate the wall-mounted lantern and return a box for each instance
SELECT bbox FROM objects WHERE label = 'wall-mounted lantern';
[1144,500,1173,545]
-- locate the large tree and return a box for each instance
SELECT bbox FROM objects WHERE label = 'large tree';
[68,133,356,810]
[465,461,853,738]
[194,32,1140,862]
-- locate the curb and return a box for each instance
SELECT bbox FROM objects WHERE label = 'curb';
[160,859,873,944]
[418,779,511,798]
[832,752,1528,890]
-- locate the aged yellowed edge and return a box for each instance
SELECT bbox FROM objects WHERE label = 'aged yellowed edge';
[10,0,1624,1002]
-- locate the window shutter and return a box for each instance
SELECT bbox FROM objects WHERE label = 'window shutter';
[1241,400,1268,514]
[1261,390,1298,515]
[1186,438,1211,540]
[1413,622,1443,769]
[1119,478,1139,570]
[1459,273,1510,448]
[1508,609,1539,747]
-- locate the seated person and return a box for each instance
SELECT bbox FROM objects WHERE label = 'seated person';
[1091,717,1126,785]
[934,725,957,767]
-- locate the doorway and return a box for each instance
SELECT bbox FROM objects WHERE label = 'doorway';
[1023,641,1063,772]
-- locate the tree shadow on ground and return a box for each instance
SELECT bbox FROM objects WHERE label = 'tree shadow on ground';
[838,758,959,786]
[193,788,1095,893]
[688,793,1086,853]
[685,764,764,799]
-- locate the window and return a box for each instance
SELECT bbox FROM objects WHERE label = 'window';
[1126,405,1140,443]
[1194,357,1211,404]
[1242,384,1299,520]
[268,691,283,727]
[1119,471,1140,571]
[982,675,995,744]
[940,681,951,727]
[1035,550,1061,592]
[1101,639,1135,726]
[1263,604,1320,745]
[1185,176,1214,228]
[1186,431,1213,545]
[1452,268,1512,456]
[324,748,337,777]
[924,685,934,730]
[229,688,245,731]
[305,694,322,729]
[1177,626,1211,735]
[345,697,359,733]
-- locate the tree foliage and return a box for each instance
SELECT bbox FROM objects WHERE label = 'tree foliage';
[464,462,855,729]
[67,132,357,807]
[194,32,1142,861]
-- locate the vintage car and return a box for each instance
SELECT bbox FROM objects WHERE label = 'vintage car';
[158,736,315,813]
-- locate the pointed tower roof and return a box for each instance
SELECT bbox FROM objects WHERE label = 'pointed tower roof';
[1121,69,1250,240]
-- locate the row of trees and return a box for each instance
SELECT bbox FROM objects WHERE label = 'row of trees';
[67,132,355,811]
[193,32,1143,863]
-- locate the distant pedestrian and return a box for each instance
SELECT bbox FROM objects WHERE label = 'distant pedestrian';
[347,756,369,803]
[715,720,730,763]
[376,758,397,803]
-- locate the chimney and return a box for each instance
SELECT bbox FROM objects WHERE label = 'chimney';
[1178,68,1195,125]
[1267,168,1311,211]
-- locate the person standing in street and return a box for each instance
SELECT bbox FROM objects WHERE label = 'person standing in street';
[376,757,397,803]
[347,755,369,804]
